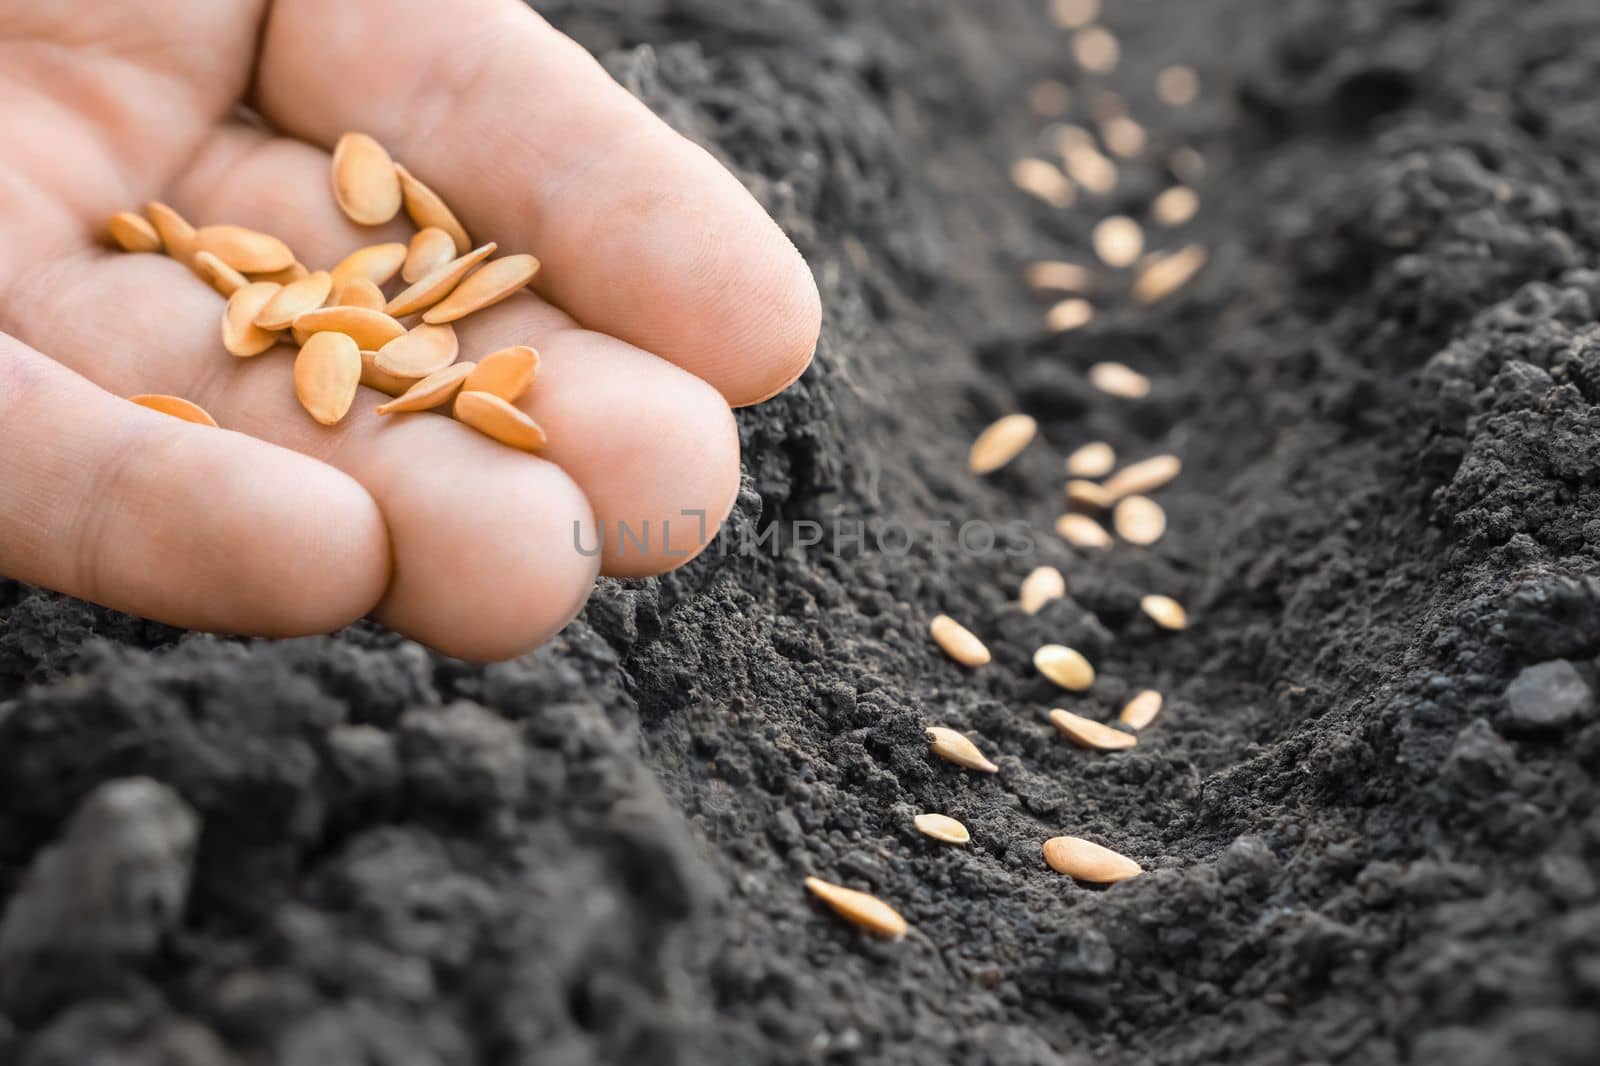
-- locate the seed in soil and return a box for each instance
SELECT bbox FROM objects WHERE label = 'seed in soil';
[464,346,540,403]
[145,202,196,265]
[1103,454,1181,499]
[396,163,471,254]
[1091,216,1143,268]
[403,227,458,283]
[1057,129,1117,195]
[1065,441,1115,477]
[374,323,460,379]
[1028,80,1070,118]
[1025,261,1092,292]
[1067,479,1115,510]
[1135,244,1207,304]
[385,242,498,317]
[130,394,216,427]
[375,362,476,415]
[108,211,160,253]
[926,726,999,773]
[968,413,1036,473]
[1046,298,1094,332]
[1113,495,1166,545]
[1011,158,1075,208]
[1050,0,1098,29]
[1056,513,1111,548]
[1042,836,1142,883]
[331,132,403,226]
[1119,689,1163,730]
[453,391,548,454]
[803,877,907,940]
[294,332,362,426]
[1101,115,1146,158]
[1049,708,1136,750]
[222,282,284,357]
[421,254,541,324]
[333,276,388,312]
[913,814,970,845]
[929,614,991,666]
[1140,594,1188,630]
[1072,26,1119,73]
[193,251,248,297]
[1152,186,1199,227]
[1171,147,1206,186]
[192,225,295,274]
[1019,566,1066,615]
[1034,644,1094,690]
[292,306,406,350]
[331,242,408,288]
[1088,361,1150,399]
[1157,65,1200,106]
[255,271,334,331]
[359,350,420,397]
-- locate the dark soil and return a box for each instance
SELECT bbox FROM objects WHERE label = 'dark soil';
[4,0,1600,1062]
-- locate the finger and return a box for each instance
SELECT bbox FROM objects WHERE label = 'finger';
[172,126,742,578]
[0,328,387,636]
[255,0,821,407]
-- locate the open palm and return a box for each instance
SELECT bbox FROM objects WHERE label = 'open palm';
[0,0,819,660]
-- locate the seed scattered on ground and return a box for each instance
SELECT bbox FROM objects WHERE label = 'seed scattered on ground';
[193,251,248,297]
[1113,495,1167,545]
[1050,0,1098,29]
[1049,708,1136,750]
[1046,298,1094,332]
[1092,216,1143,268]
[1025,261,1092,291]
[331,242,408,288]
[129,394,216,427]
[292,306,406,350]
[803,877,908,939]
[1028,80,1071,117]
[222,282,284,357]
[1055,128,1118,194]
[108,211,160,253]
[193,225,295,275]
[1141,594,1188,630]
[375,361,476,415]
[1072,26,1119,73]
[1170,146,1207,185]
[1034,644,1095,691]
[359,350,420,397]
[914,813,970,845]
[331,132,403,226]
[293,331,362,426]
[1067,479,1115,511]
[1011,158,1075,208]
[968,413,1036,474]
[1135,244,1208,304]
[926,726,999,773]
[1019,566,1066,615]
[255,271,333,331]
[403,227,458,283]
[334,276,387,311]
[1101,115,1146,158]
[1042,836,1142,883]
[396,163,471,254]
[930,614,991,666]
[1056,513,1111,548]
[385,242,498,317]
[1151,186,1199,227]
[1089,90,1126,122]
[453,391,547,454]
[1065,441,1115,478]
[422,253,541,324]
[1157,65,1200,106]
[1119,689,1163,730]
[1103,453,1181,499]
[144,202,196,265]
[1088,361,1151,399]
[464,346,540,403]
[374,323,460,379]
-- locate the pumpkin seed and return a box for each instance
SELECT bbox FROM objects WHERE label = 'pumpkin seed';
[129,394,216,427]
[1091,216,1143,268]
[293,332,362,426]
[107,211,160,253]
[1025,261,1092,292]
[396,164,470,254]
[222,282,284,357]
[421,253,541,324]
[331,242,408,288]
[1134,244,1207,305]
[1019,566,1066,615]
[1067,479,1115,510]
[1113,495,1166,545]
[385,242,497,317]
[803,877,907,939]
[1042,836,1142,883]
[1103,454,1180,499]
[930,614,990,667]
[1157,65,1200,106]
[1151,186,1199,227]
[331,132,402,226]
[333,276,388,312]
[1119,689,1163,730]
[453,391,547,453]
[292,306,406,350]
[913,813,970,845]
[403,227,457,283]
[1011,158,1075,208]
[926,726,999,773]
[1065,441,1115,478]
[1140,594,1188,630]
[193,251,248,297]
[193,225,295,274]
[968,414,1036,474]
[375,361,476,415]
[1049,708,1136,750]
[255,271,333,331]
[1046,298,1094,332]
[463,346,539,402]
[144,202,196,265]
[1056,513,1111,548]
[1034,644,1094,690]
[359,350,421,396]
[1088,361,1150,399]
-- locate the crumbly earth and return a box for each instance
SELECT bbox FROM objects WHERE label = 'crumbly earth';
[4,0,1600,1062]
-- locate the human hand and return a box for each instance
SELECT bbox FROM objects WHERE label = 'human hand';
[0,0,820,660]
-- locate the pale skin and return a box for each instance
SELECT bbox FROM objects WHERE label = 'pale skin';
[0,0,821,660]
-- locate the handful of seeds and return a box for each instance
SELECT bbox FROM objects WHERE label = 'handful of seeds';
[107,133,547,453]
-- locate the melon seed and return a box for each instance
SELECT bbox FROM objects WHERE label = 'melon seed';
[292,306,406,350]
[1046,298,1094,332]
[1157,65,1200,106]
[1019,566,1066,615]
[144,202,196,265]
[1034,644,1094,690]
[359,350,421,397]
[222,282,284,357]
[926,726,999,773]
[421,253,541,324]
[1103,454,1181,499]
[293,332,362,426]
[1011,158,1075,208]
[193,251,248,297]
[108,211,160,253]
[1140,594,1188,630]
[255,271,333,331]
[1025,261,1092,292]
[403,226,457,283]
[1056,513,1111,548]
[1072,26,1119,73]
[334,276,388,312]
[330,242,408,288]
[1092,216,1142,268]
[929,614,990,666]
[913,814,970,845]
[193,224,295,274]
[1067,479,1114,510]
[453,391,547,454]
[1065,441,1115,478]
[968,414,1036,474]
[385,242,497,317]
[331,132,403,226]
[803,877,908,939]
[1119,689,1163,730]
[1151,186,1199,227]
[1134,244,1207,305]
[129,394,216,427]
[1042,836,1142,883]
[1049,708,1136,750]
[374,323,460,379]
[1088,361,1150,399]
[1113,495,1166,545]
[396,164,470,254]
[375,362,476,415]
[463,346,539,403]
